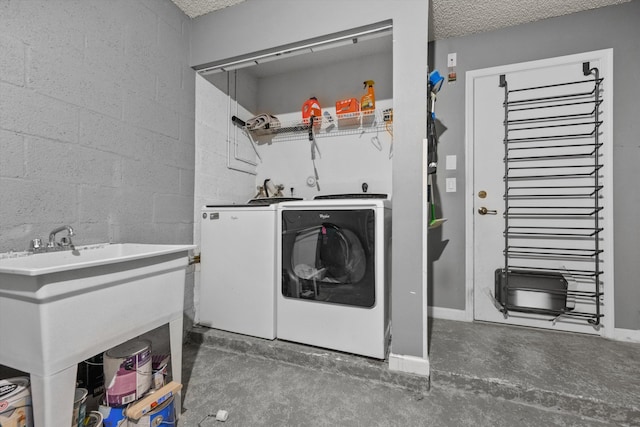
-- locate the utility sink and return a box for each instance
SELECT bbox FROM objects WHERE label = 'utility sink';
[0,243,194,427]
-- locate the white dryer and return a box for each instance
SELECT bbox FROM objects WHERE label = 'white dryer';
[277,195,391,359]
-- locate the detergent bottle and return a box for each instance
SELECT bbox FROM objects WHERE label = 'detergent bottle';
[302,97,322,126]
[361,80,376,111]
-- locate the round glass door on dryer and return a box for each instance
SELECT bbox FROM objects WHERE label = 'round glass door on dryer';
[282,212,372,306]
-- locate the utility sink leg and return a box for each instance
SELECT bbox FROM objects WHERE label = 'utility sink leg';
[169,316,184,419]
[30,364,78,427]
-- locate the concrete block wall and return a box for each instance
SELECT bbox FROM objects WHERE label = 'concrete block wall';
[193,73,258,323]
[194,72,257,230]
[0,1,196,326]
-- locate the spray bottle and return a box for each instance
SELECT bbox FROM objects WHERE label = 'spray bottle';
[361,80,376,111]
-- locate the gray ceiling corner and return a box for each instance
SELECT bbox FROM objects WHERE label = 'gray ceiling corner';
[171,0,631,40]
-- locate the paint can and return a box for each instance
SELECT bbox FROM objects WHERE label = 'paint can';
[0,376,33,427]
[128,395,175,427]
[151,354,170,391]
[72,388,88,427]
[84,410,104,427]
[99,402,127,427]
[77,353,105,398]
[103,339,152,407]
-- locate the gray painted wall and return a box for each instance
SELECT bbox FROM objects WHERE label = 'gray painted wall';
[428,0,640,330]
[0,0,196,329]
[191,0,430,358]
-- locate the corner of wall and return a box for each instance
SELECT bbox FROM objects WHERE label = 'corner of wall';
[389,353,430,377]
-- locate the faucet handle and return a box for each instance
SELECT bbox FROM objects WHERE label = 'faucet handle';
[30,238,43,251]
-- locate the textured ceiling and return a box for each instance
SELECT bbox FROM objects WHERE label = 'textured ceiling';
[430,0,630,40]
[170,0,630,40]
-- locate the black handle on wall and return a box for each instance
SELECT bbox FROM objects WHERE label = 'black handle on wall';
[231,115,246,127]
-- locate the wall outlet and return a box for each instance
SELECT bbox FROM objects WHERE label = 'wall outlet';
[448,53,457,67]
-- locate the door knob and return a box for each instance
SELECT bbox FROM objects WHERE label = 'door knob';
[478,207,497,215]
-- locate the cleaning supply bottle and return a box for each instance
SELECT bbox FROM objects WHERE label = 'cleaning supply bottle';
[302,97,322,125]
[361,80,376,111]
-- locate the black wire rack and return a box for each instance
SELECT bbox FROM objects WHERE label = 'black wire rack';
[495,63,604,326]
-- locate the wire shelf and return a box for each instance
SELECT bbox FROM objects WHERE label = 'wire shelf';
[238,109,390,143]
[496,63,604,326]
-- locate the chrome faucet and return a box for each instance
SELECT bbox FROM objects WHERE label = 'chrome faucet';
[28,225,77,253]
[47,225,75,250]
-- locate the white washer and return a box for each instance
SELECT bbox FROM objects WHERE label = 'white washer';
[277,196,391,358]
[199,198,299,339]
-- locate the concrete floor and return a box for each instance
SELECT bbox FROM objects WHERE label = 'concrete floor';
[179,318,640,426]
[179,343,607,427]
[1,318,638,426]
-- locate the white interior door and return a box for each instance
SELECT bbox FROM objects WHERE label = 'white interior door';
[465,50,614,335]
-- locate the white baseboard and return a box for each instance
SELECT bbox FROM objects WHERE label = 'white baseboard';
[427,306,468,322]
[613,328,640,343]
[388,353,430,377]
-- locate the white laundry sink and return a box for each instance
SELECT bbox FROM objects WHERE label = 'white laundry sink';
[0,243,194,427]
[0,242,192,275]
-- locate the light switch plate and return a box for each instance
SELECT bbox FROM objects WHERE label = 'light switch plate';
[445,155,457,170]
[446,177,457,192]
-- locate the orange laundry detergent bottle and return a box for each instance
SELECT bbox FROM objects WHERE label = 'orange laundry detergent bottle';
[361,80,376,111]
[302,97,322,126]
